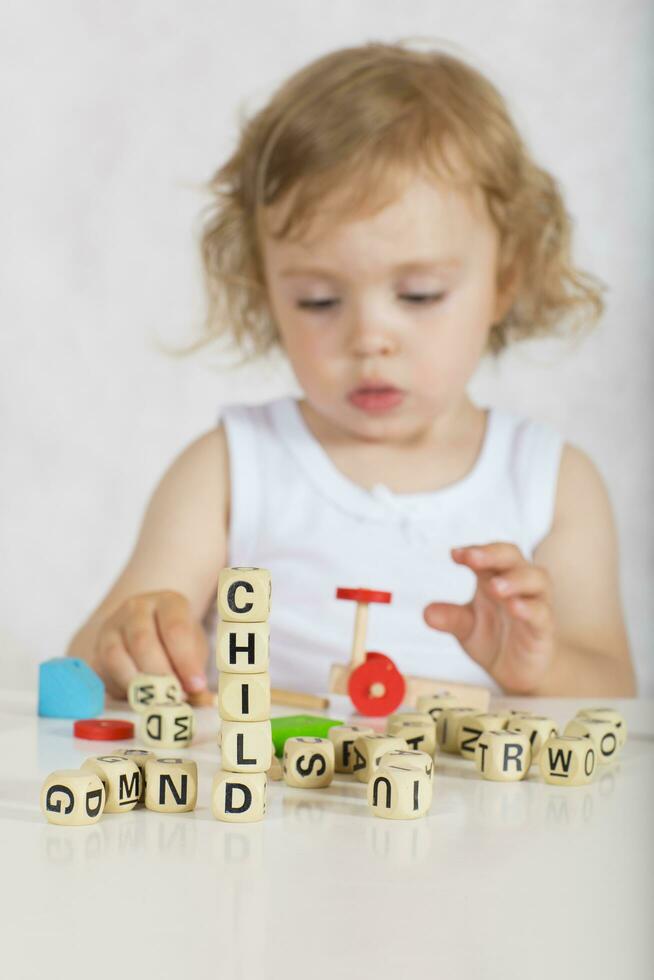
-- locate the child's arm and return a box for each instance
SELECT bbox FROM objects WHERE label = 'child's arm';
[423,444,637,696]
[66,425,230,699]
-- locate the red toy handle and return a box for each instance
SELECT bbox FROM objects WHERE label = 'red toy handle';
[347,652,405,717]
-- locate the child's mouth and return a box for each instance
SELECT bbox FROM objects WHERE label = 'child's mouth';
[347,386,405,413]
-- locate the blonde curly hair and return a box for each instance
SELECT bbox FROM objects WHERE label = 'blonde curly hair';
[183,39,606,363]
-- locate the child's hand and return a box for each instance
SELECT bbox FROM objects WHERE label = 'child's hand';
[423,543,555,694]
[91,591,210,700]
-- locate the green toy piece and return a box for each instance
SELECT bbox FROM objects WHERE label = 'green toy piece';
[271,715,344,756]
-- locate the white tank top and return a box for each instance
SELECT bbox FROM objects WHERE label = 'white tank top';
[204,396,563,697]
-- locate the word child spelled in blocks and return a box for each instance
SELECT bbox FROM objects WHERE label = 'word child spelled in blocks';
[215,567,272,822]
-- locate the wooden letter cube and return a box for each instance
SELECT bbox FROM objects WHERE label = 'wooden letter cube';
[218,567,271,623]
[40,769,106,826]
[144,757,197,813]
[352,734,408,783]
[216,620,270,674]
[539,735,597,786]
[379,748,434,780]
[283,737,335,788]
[80,755,141,812]
[328,724,374,772]
[140,703,195,748]
[474,730,532,781]
[221,720,272,773]
[367,765,432,819]
[436,706,479,753]
[416,692,460,721]
[564,718,620,763]
[458,713,508,759]
[387,719,436,756]
[217,671,271,722]
[576,707,627,749]
[127,673,183,712]
[212,770,267,822]
[503,715,558,765]
[115,748,155,803]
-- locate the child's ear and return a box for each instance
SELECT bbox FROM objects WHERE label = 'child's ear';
[493,260,521,323]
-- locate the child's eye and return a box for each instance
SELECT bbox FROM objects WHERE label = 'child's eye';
[296,293,446,311]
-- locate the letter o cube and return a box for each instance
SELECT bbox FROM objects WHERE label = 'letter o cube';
[127,673,183,712]
[564,718,620,763]
[474,730,532,781]
[140,703,195,749]
[367,765,432,819]
[211,770,267,822]
[80,755,141,812]
[40,769,106,826]
[144,757,197,813]
[218,567,271,623]
[539,735,597,786]
[283,737,335,788]
[576,707,627,749]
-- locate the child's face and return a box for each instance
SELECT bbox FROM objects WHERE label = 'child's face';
[260,169,511,443]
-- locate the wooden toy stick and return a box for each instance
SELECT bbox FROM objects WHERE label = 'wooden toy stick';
[336,587,393,669]
[271,688,330,711]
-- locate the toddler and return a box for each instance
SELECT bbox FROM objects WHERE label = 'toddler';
[67,41,636,699]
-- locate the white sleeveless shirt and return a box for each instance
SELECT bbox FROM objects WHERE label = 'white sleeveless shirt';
[204,396,563,697]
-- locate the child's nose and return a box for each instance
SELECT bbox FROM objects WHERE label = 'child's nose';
[348,311,399,357]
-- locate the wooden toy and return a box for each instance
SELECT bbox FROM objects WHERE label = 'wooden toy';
[38,658,104,719]
[127,673,183,713]
[503,716,558,765]
[221,720,272,773]
[114,748,154,803]
[416,692,461,720]
[539,735,597,786]
[436,706,479,753]
[329,662,490,712]
[73,719,134,740]
[474,730,532,781]
[40,769,106,826]
[387,719,437,755]
[140,703,195,748]
[352,733,408,783]
[80,755,141,812]
[379,748,434,780]
[367,765,432,819]
[212,770,267,822]
[144,757,197,813]
[282,737,335,789]
[218,566,271,622]
[328,724,375,772]
[564,718,620,763]
[576,707,627,749]
[271,688,330,710]
[333,586,405,716]
[457,712,509,759]
[271,715,344,757]
[216,620,270,674]
[217,671,271,722]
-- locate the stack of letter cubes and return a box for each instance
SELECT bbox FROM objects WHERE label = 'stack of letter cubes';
[212,566,273,822]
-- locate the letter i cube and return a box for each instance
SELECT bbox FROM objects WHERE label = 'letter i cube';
[215,567,272,822]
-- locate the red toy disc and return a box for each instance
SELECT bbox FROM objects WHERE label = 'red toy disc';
[336,587,392,604]
[347,652,406,717]
[73,719,134,741]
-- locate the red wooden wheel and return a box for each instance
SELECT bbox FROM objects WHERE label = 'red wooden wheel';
[347,651,406,717]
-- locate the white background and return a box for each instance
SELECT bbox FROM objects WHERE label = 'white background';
[1,1,652,691]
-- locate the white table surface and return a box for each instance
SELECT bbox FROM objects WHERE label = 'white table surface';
[1,690,652,980]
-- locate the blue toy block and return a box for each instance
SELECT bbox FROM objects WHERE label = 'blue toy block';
[38,658,105,719]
